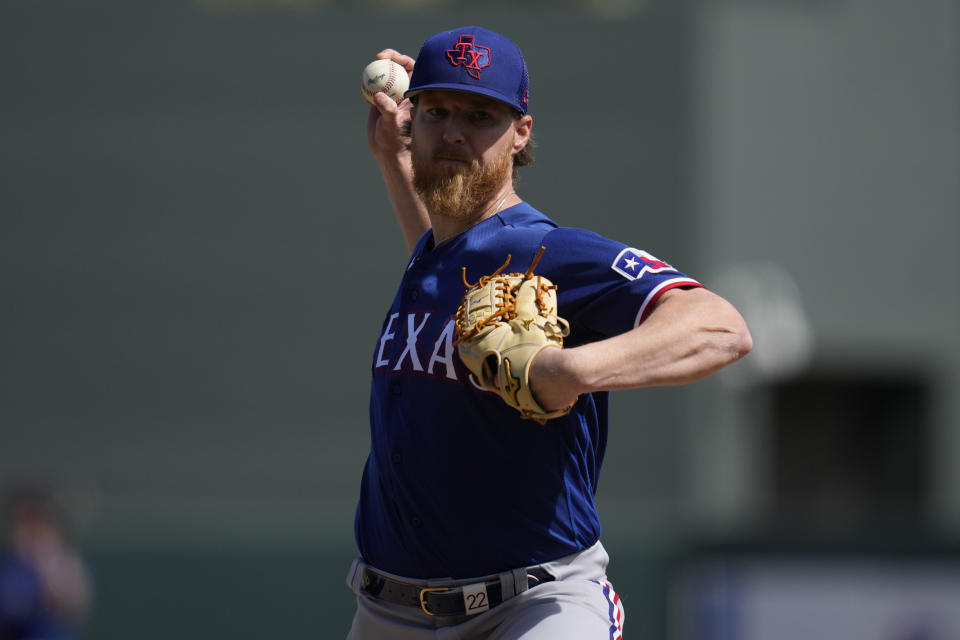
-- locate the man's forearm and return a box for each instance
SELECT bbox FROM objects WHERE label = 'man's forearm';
[365,88,431,254]
[375,150,430,253]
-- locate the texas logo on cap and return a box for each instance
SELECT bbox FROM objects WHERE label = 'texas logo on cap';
[406,26,531,114]
[445,34,491,79]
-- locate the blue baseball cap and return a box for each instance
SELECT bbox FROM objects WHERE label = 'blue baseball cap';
[406,26,530,114]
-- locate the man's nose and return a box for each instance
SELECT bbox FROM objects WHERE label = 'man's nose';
[441,117,465,144]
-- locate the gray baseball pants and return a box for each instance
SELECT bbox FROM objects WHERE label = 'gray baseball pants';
[345,541,625,639]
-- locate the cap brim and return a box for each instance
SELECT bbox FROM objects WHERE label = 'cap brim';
[404,83,525,113]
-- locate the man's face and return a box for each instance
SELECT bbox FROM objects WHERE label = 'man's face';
[409,90,531,220]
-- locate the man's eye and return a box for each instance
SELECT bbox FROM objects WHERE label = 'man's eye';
[471,112,493,123]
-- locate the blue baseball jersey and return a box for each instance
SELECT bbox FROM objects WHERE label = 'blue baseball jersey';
[0,553,78,640]
[354,203,701,579]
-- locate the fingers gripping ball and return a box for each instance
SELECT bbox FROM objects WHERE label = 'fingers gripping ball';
[361,59,409,105]
[455,247,575,424]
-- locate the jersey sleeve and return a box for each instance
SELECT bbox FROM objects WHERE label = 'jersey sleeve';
[537,227,702,343]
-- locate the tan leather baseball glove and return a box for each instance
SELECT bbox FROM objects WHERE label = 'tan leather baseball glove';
[454,246,575,424]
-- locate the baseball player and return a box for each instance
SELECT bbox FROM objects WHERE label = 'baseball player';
[0,487,94,640]
[347,26,752,639]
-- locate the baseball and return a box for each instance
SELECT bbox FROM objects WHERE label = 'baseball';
[361,59,409,106]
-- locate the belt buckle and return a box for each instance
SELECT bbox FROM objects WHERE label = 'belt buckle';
[419,587,448,616]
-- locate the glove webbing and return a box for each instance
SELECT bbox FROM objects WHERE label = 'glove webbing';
[453,245,549,346]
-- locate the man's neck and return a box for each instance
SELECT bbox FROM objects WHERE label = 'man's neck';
[429,189,520,247]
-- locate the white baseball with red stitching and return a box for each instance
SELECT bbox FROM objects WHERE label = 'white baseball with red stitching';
[361,59,409,105]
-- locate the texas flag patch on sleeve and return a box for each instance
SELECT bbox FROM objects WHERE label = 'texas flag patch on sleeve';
[611,248,676,281]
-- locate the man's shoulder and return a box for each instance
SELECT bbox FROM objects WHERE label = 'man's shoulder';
[487,203,561,251]
[497,205,613,244]
[483,205,622,267]
[496,202,557,230]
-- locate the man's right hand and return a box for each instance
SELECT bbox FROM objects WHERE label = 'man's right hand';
[365,49,415,160]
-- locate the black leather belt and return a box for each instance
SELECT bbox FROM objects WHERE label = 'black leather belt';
[360,566,555,617]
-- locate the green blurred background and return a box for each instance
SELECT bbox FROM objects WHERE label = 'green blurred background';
[1,0,958,637]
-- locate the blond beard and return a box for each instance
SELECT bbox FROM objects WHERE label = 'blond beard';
[411,147,514,221]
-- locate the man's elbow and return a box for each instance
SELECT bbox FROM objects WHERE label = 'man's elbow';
[732,322,753,361]
[706,296,753,365]
[722,313,753,363]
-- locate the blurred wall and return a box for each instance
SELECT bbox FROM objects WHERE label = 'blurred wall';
[1,0,957,638]
[685,0,960,534]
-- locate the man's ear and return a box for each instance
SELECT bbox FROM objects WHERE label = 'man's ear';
[512,115,533,154]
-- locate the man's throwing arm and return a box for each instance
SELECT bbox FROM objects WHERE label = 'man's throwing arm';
[365,50,430,254]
